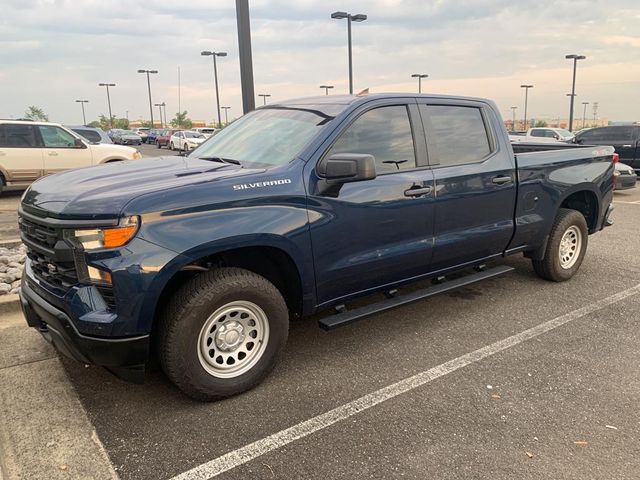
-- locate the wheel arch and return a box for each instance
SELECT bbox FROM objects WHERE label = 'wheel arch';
[557,186,600,232]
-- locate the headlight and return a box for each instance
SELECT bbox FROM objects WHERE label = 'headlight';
[64,216,140,250]
[132,150,142,160]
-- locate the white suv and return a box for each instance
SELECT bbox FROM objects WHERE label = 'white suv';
[0,120,142,193]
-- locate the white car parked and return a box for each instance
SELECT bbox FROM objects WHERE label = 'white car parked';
[0,120,142,193]
[169,131,206,151]
[509,127,575,144]
[191,127,217,139]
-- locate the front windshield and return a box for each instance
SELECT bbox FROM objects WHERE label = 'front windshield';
[189,105,342,167]
[556,129,573,137]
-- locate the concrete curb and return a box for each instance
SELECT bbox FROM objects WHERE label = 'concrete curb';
[0,295,20,316]
[0,239,21,249]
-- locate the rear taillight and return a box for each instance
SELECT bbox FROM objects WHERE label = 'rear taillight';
[613,153,619,164]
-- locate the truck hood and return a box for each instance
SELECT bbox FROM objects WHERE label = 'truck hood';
[22,156,256,218]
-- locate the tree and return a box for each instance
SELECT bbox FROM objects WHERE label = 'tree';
[171,111,193,129]
[533,120,548,127]
[24,106,48,121]
[140,120,153,128]
[93,115,128,130]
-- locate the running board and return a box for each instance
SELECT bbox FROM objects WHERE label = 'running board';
[318,265,514,331]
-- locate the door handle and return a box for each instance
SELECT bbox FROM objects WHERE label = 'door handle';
[48,151,59,156]
[0,151,5,156]
[404,185,433,197]
[623,144,632,148]
[492,175,512,185]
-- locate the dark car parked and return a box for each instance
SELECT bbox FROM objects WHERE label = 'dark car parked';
[66,126,113,144]
[18,93,615,401]
[156,128,181,148]
[575,125,640,174]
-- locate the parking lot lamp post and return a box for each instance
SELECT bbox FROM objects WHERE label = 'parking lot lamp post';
[161,102,167,128]
[201,51,227,127]
[411,74,428,93]
[331,11,367,94]
[520,84,533,131]
[137,69,158,127]
[258,93,271,105]
[75,99,89,125]
[98,83,115,127]
[154,103,164,128]
[221,106,230,125]
[510,106,517,131]
[565,54,586,132]
[581,102,589,130]
[320,85,334,95]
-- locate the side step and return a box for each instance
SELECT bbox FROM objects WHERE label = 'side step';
[318,265,514,331]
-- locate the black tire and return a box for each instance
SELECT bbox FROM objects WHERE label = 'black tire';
[157,141,162,149]
[169,142,174,151]
[532,208,588,282]
[157,267,289,401]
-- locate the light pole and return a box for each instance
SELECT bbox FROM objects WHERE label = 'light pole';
[160,102,167,128]
[581,102,589,129]
[411,74,428,93]
[510,106,517,131]
[221,106,230,125]
[154,103,164,128]
[75,99,89,125]
[258,93,271,105]
[331,11,367,94]
[520,84,533,131]
[565,54,586,132]
[592,102,599,126]
[201,50,227,127]
[98,83,115,127]
[319,85,334,95]
[137,69,158,127]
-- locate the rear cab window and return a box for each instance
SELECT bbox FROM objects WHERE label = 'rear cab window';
[419,104,493,167]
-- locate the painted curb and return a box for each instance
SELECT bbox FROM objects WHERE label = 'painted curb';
[0,239,22,249]
[0,295,20,316]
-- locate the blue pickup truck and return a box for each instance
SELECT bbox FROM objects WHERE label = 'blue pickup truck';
[18,94,615,400]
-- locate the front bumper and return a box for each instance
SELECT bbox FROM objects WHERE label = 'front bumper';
[20,275,149,383]
[614,175,637,190]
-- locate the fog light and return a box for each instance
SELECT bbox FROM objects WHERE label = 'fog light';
[87,266,112,285]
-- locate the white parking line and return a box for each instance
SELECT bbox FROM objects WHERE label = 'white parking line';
[170,284,640,480]
[614,200,640,204]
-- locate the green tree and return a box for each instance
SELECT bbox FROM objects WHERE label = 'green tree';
[533,120,548,127]
[140,120,153,128]
[24,105,48,121]
[171,111,193,129]
[93,115,128,130]
[113,118,129,129]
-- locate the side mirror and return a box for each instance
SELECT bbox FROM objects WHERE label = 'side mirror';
[554,134,560,140]
[317,153,376,183]
[74,138,86,149]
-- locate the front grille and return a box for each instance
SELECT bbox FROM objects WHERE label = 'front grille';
[18,211,116,310]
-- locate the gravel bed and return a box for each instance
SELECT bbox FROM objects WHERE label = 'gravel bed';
[0,244,26,295]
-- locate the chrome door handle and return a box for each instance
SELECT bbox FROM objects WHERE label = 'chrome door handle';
[0,151,6,156]
[623,144,632,147]
[48,151,59,156]
[404,185,433,197]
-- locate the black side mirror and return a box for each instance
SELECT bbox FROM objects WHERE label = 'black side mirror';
[74,138,86,149]
[317,153,376,183]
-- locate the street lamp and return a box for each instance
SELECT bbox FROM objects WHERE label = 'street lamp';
[201,50,228,127]
[75,99,89,125]
[581,102,589,129]
[137,69,158,127]
[565,54,586,132]
[154,102,165,128]
[98,83,116,127]
[331,11,367,94]
[510,106,518,131]
[221,106,230,125]
[411,74,428,93]
[320,85,334,95]
[258,93,271,105]
[520,84,533,131]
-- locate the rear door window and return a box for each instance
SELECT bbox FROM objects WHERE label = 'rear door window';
[0,124,39,148]
[421,105,492,166]
[38,126,77,148]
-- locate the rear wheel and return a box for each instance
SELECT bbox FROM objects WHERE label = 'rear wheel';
[156,140,162,149]
[169,142,174,151]
[532,208,588,282]
[157,268,289,401]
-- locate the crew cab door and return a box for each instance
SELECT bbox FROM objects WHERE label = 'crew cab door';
[417,100,517,270]
[38,125,92,173]
[306,100,435,306]
[576,126,639,173]
[0,123,43,184]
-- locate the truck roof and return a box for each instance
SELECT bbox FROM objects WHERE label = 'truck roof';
[270,92,493,107]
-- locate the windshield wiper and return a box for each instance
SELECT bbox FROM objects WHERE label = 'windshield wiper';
[198,156,242,165]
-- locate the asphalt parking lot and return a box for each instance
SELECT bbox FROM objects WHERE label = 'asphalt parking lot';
[44,187,639,479]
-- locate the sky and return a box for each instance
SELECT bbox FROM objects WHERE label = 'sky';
[1,0,639,125]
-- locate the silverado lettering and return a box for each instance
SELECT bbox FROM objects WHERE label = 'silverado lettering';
[233,179,292,190]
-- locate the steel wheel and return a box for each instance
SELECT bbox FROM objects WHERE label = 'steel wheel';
[197,300,270,378]
[558,225,582,269]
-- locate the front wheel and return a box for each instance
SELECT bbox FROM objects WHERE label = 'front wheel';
[157,268,289,401]
[169,142,174,150]
[532,208,588,282]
